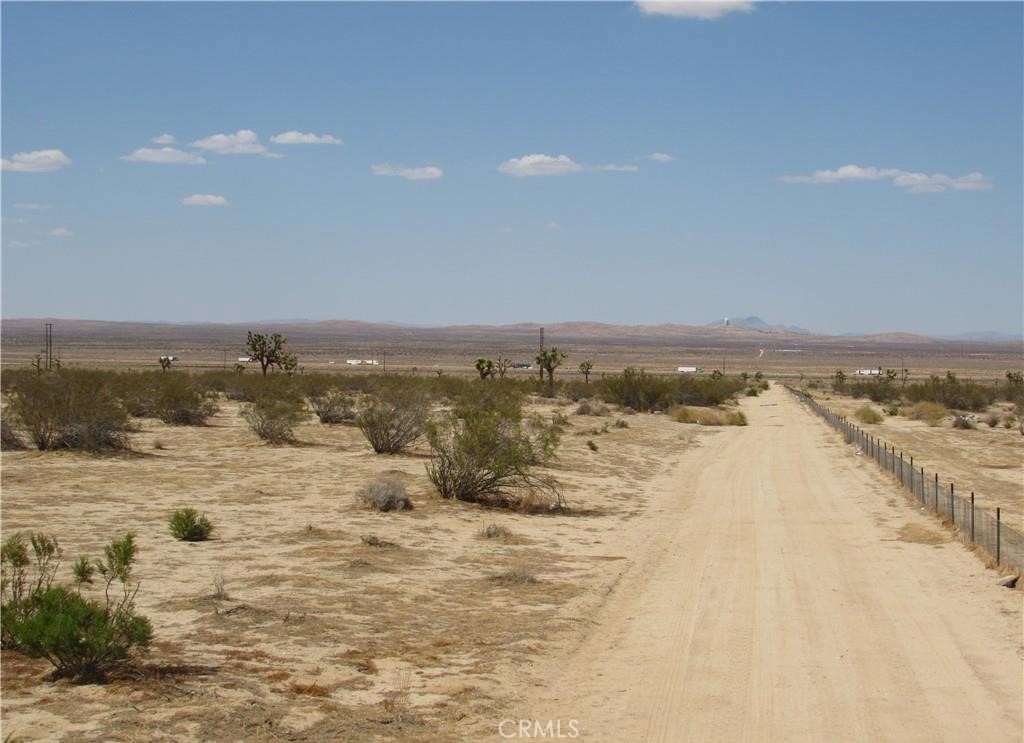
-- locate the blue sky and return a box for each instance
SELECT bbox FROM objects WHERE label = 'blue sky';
[2,1,1021,335]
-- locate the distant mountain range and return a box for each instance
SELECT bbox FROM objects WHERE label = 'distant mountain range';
[707,316,812,335]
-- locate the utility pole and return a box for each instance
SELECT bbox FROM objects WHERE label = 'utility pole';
[539,327,544,352]
[383,349,387,375]
[44,322,54,370]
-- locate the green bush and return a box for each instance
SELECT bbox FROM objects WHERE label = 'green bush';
[356,388,430,454]
[241,396,307,444]
[426,394,562,510]
[3,533,151,682]
[595,368,745,412]
[952,415,975,430]
[169,508,214,541]
[7,371,130,451]
[905,373,997,412]
[154,375,219,425]
[854,406,883,424]
[356,478,413,512]
[308,389,356,424]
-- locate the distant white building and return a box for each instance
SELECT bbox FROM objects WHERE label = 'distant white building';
[346,359,380,366]
[677,366,703,374]
[237,356,254,363]
[855,368,882,376]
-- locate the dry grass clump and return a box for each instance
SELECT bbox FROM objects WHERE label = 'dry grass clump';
[478,523,511,539]
[308,390,356,424]
[670,406,747,426]
[575,400,610,417]
[909,401,948,426]
[952,415,975,430]
[361,534,399,549]
[488,566,538,585]
[855,405,884,424]
[355,478,413,512]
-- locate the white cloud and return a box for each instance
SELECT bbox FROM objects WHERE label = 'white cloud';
[48,227,73,237]
[5,240,31,249]
[152,133,177,145]
[271,131,343,145]
[647,152,675,163]
[190,129,268,156]
[498,154,583,177]
[594,163,640,172]
[181,194,229,206]
[371,164,444,180]
[1,149,72,173]
[14,202,52,210]
[547,220,560,231]
[121,147,206,165]
[2,216,26,225]
[636,1,755,20]
[779,164,994,193]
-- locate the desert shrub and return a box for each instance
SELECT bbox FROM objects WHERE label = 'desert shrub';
[596,368,744,412]
[909,401,947,426]
[952,415,975,430]
[1,417,26,450]
[357,388,430,454]
[884,405,900,416]
[426,394,562,510]
[613,418,629,429]
[489,567,538,585]
[309,390,356,424]
[854,406,883,424]
[905,373,997,412]
[7,371,130,451]
[153,375,218,425]
[986,413,1001,428]
[586,440,598,451]
[670,407,747,426]
[169,508,214,541]
[1,532,62,647]
[242,396,306,444]
[3,533,152,682]
[356,478,413,512]
[745,387,760,397]
[561,381,590,402]
[846,380,899,403]
[576,401,609,417]
[1004,416,1018,429]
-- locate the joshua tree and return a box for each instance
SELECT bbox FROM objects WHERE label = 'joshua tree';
[245,331,292,376]
[159,356,172,372]
[495,356,514,379]
[578,360,593,384]
[535,347,567,389]
[474,358,495,380]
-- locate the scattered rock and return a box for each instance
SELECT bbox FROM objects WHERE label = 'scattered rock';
[996,574,1018,589]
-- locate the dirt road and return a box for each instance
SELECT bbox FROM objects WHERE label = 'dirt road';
[520,385,1022,742]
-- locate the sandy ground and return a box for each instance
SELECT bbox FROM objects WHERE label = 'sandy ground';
[808,392,1023,522]
[2,387,1021,741]
[515,386,1023,742]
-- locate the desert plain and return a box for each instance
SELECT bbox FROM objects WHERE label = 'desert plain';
[1,319,1022,742]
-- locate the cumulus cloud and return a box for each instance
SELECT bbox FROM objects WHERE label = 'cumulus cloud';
[1,149,72,173]
[778,164,994,193]
[371,164,444,180]
[181,194,229,206]
[594,163,640,172]
[636,1,755,20]
[48,227,73,237]
[271,131,343,145]
[152,133,177,145]
[497,154,583,177]
[14,202,52,210]
[121,147,206,165]
[647,152,674,163]
[190,129,268,156]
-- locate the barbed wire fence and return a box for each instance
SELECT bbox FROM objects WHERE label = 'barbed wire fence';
[787,387,1023,576]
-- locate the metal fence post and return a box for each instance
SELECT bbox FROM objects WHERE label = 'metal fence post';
[949,482,954,525]
[996,508,1001,566]
[934,472,939,512]
[899,452,904,486]
[970,492,975,543]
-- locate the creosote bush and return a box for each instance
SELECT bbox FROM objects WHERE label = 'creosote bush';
[309,390,357,424]
[169,508,214,541]
[356,388,430,454]
[597,367,745,412]
[7,371,130,451]
[242,396,306,444]
[356,478,414,512]
[854,405,884,424]
[2,532,152,682]
[154,375,219,425]
[426,392,563,511]
[671,407,747,426]
[1,417,26,451]
[952,415,975,430]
